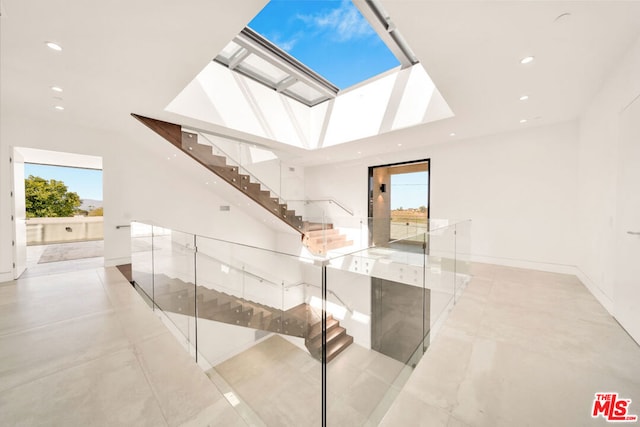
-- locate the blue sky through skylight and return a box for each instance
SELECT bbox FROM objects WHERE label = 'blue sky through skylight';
[248,0,400,89]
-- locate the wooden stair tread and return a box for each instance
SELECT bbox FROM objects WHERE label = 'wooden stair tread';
[307,317,338,341]
[308,234,347,245]
[308,326,346,351]
[325,334,354,362]
[306,228,340,238]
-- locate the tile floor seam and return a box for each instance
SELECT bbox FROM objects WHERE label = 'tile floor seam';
[0,346,136,396]
[411,281,492,416]
[471,321,640,388]
[0,306,118,339]
[130,342,172,427]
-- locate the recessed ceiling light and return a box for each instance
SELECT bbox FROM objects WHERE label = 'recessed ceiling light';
[519,119,528,124]
[51,86,63,92]
[519,95,529,101]
[45,41,62,51]
[520,56,535,65]
[397,143,402,147]
[357,151,361,155]
[54,105,64,111]
[449,132,456,137]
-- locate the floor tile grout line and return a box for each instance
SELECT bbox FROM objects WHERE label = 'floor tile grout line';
[0,306,118,339]
[0,345,136,395]
[129,345,172,427]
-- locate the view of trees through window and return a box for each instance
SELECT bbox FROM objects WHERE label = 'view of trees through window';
[23,164,104,248]
[25,175,81,218]
[24,164,103,218]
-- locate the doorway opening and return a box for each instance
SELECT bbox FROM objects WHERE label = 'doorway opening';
[12,147,104,279]
[368,159,430,248]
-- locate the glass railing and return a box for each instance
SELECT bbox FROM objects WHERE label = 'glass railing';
[129,219,471,426]
[185,130,359,235]
[191,130,295,208]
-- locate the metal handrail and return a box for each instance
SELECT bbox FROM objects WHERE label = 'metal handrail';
[288,199,354,216]
[173,241,284,289]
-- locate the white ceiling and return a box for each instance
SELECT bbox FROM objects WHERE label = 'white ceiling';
[2,1,640,166]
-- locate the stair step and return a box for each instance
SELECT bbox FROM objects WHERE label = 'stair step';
[146,273,352,362]
[308,326,347,353]
[326,334,354,363]
[311,239,354,255]
[307,316,338,341]
[286,303,309,318]
[308,234,347,245]
[304,222,334,232]
[306,228,340,238]
[240,181,261,196]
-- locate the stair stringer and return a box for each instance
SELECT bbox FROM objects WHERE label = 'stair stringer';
[131,114,355,256]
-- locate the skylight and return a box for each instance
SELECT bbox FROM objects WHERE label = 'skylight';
[214,28,337,106]
[247,0,400,90]
[170,0,453,148]
[213,0,420,107]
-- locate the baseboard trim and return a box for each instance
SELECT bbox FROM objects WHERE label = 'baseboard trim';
[0,270,14,283]
[470,254,576,275]
[575,267,614,315]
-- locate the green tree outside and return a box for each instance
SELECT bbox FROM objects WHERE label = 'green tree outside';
[25,175,81,218]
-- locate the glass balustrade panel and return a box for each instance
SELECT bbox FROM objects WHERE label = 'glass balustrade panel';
[424,223,457,347]
[128,219,469,426]
[454,220,473,299]
[323,231,427,426]
[193,234,324,425]
[151,225,197,359]
[130,221,154,306]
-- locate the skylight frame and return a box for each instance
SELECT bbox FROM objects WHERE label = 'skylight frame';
[214,28,338,107]
[358,0,419,66]
[212,0,419,107]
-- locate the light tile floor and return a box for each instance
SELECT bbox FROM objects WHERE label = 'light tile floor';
[0,267,244,426]
[380,263,640,427]
[20,243,104,279]
[213,335,410,427]
[1,263,639,426]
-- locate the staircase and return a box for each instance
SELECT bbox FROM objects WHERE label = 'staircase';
[132,114,353,256]
[138,272,353,363]
[303,223,354,256]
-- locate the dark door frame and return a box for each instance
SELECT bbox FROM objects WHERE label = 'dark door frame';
[367,158,431,246]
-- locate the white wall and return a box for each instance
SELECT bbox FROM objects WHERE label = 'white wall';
[305,121,580,272]
[0,113,282,280]
[576,35,640,314]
